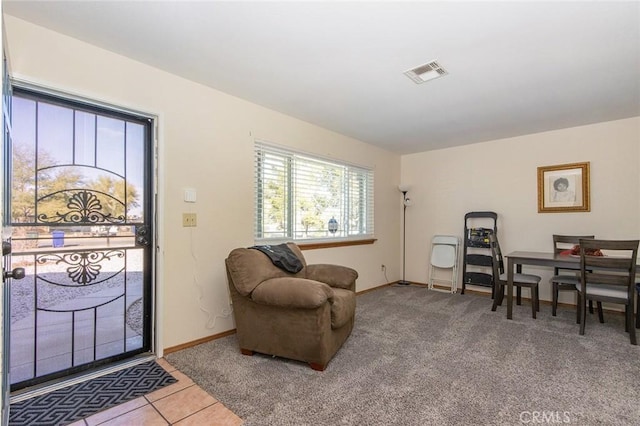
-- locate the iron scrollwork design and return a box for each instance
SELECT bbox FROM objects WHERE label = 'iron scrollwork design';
[37,189,126,224]
[37,250,125,286]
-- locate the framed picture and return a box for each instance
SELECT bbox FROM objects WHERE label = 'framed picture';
[537,162,590,213]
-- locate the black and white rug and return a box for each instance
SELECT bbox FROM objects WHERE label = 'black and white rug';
[9,360,177,426]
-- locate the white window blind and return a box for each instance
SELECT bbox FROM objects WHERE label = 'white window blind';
[255,141,374,243]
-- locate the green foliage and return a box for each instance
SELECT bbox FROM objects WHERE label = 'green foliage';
[88,176,140,220]
[266,177,286,230]
[11,144,37,222]
[11,145,140,224]
[10,144,77,222]
[36,166,87,223]
[299,197,326,235]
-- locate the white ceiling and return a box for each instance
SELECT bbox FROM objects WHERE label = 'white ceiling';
[3,1,640,154]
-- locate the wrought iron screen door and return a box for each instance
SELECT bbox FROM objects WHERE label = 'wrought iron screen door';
[7,87,154,391]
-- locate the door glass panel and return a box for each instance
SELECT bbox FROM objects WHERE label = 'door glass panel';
[96,116,124,176]
[7,89,152,390]
[74,111,96,167]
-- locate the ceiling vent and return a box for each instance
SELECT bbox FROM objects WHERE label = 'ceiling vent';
[404,61,448,84]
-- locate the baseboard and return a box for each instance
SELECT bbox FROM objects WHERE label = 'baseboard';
[455,284,626,315]
[163,329,236,355]
[382,281,626,315]
[163,282,627,354]
[164,283,402,353]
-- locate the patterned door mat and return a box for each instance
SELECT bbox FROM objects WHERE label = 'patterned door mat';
[9,360,177,425]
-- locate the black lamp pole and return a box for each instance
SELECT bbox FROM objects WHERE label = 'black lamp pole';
[398,189,410,285]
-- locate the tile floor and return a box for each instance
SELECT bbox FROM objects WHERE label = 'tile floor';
[66,358,243,425]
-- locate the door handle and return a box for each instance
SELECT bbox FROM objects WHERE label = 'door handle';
[3,267,25,282]
[1,241,22,283]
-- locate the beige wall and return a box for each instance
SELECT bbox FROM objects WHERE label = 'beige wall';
[5,14,639,350]
[401,117,640,304]
[3,16,402,350]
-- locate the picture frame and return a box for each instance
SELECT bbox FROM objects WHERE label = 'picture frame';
[537,162,590,213]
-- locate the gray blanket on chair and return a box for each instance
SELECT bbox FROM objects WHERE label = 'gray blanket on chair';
[249,244,304,273]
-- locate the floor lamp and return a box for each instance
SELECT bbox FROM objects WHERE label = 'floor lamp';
[398,184,412,285]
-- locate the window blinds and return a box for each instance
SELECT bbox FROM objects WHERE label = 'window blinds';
[254,141,374,242]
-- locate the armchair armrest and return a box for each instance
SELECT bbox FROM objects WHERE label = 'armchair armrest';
[251,277,334,309]
[306,264,358,291]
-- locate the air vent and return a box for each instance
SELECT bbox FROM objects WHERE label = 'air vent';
[404,60,448,84]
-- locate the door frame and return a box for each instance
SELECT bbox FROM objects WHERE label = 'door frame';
[4,78,161,393]
[1,49,11,426]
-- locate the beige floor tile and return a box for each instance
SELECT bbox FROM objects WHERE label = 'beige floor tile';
[152,385,218,424]
[84,397,148,426]
[98,404,168,426]
[174,402,243,426]
[156,357,176,373]
[145,370,194,402]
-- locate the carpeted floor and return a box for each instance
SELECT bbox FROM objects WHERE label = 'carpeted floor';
[166,286,640,425]
[9,360,177,426]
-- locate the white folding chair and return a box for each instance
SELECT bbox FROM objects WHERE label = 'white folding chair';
[429,235,460,293]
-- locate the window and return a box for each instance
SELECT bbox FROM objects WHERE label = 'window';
[255,141,374,243]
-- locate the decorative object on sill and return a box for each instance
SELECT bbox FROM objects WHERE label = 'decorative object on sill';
[328,217,338,234]
[398,184,412,285]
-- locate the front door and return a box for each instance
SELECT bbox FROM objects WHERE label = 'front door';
[1,51,15,425]
[6,86,154,391]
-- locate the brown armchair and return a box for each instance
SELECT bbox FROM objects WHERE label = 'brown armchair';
[225,243,358,371]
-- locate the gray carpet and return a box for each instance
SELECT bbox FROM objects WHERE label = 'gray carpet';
[166,286,640,425]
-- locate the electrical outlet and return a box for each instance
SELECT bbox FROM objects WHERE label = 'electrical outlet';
[182,213,197,227]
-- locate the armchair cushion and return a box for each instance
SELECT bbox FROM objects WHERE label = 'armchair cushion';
[306,264,358,290]
[226,245,306,296]
[331,288,356,329]
[251,277,334,309]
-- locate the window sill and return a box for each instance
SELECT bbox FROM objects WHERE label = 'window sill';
[298,238,377,251]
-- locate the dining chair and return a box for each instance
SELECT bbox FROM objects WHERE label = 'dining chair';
[489,233,542,318]
[576,238,639,345]
[551,234,603,323]
[635,282,640,329]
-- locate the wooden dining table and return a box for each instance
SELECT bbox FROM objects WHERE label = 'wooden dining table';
[505,251,587,319]
[505,250,640,319]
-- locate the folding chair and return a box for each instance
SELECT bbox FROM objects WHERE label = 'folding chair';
[429,235,460,293]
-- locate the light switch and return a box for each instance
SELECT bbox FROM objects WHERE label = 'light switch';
[184,188,197,203]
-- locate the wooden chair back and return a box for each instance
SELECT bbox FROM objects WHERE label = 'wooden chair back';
[488,233,504,278]
[579,239,639,303]
[553,234,595,274]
